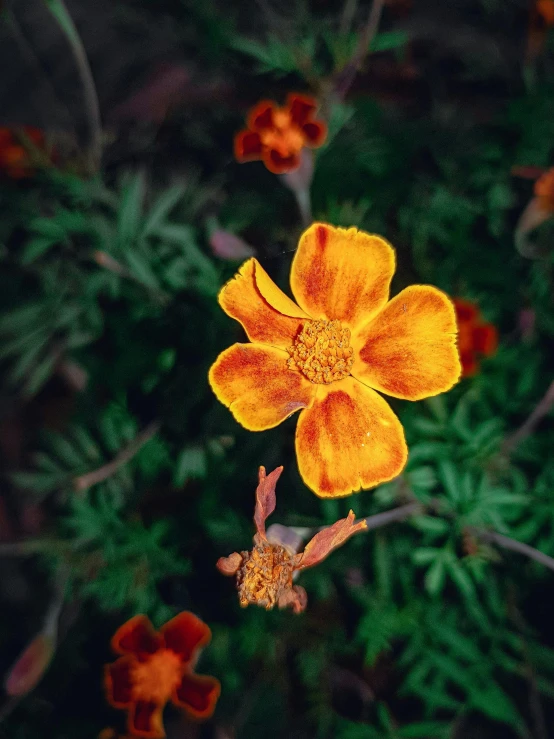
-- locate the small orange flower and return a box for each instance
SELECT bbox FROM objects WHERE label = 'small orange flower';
[0,127,46,179]
[453,298,498,377]
[534,167,554,212]
[234,94,327,174]
[104,613,220,738]
[536,0,554,26]
[217,466,367,613]
[209,223,461,498]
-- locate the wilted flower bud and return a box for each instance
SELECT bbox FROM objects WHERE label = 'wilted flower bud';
[209,229,256,261]
[4,631,55,697]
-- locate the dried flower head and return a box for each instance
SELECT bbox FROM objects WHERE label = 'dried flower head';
[209,222,461,498]
[217,466,368,614]
[234,94,327,174]
[104,613,220,738]
[453,298,498,377]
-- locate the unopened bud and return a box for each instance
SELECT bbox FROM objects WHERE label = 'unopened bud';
[4,631,55,696]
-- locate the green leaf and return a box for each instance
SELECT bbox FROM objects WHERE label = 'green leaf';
[117,172,145,248]
[21,237,58,264]
[143,186,186,237]
[410,516,449,536]
[370,30,409,53]
[173,446,207,487]
[424,557,446,595]
[398,721,449,738]
[413,547,441,565]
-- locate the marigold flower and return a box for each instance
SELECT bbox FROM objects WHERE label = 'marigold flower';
[104,612,220,738]
[234,94,327,174]
[217,466,367,613]
[0,126,46,179]
[209,223,461,498]
[453,298,498,377]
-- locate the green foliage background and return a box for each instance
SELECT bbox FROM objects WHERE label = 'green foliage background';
[2,0,554,737]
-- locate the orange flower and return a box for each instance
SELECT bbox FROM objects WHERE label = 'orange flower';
[217,466,367,613]
[234,94,327,174]
[0,126,45,179]
[534,167,554,212]
[453,298,498,377]
[104,613,220,738]
[536,0,554,26]
[209,223,461,498]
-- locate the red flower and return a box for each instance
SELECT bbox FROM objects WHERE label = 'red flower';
[234,94,327,174]
[0,127,46,179]
[453,298,498,377]
[217,466,367,613]
[104,613,220,738]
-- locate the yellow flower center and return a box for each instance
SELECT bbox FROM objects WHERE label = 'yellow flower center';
[287,319,354,384]
[130,649,183,704]
[259,108,305,156]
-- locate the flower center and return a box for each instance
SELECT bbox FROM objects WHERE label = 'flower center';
[259,108,305,156]
[130,649,183,704]
[287,319,354,384]
[237,541,295,610]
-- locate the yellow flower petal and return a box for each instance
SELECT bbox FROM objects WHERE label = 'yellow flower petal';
[290,223,395,329]
[352,285,461,400]
[209,343,315,430]
[295,378,407,498]
[219,258,308,348]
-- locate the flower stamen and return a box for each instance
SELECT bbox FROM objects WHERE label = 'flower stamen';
[287,319,354,384]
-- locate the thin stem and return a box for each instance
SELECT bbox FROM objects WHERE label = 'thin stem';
[361,501,421,530]
[73,420,160,493]
[475,529,554,574]
[502,379,554,455]
[294,187,313,228]
[339,0,359,36]
[334,0,386,101]
[0,539,54,557]
[43,0,102,172]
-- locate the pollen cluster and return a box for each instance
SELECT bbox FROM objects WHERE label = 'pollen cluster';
[236,541,295,610]
[130,649,182,703]
[287,319,354,384]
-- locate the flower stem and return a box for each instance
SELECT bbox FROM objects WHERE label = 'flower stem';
[502,379,554,455]
[360,501,422,530]
[474,529,554,574]
[0,539,54,557]
[43,0,102,173]
[73,420,160,493]
[294,187,313,228]
[333,0,386,101]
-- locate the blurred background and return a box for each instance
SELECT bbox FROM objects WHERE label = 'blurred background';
[2,0,554,737]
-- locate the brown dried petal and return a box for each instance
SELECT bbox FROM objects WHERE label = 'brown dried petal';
[277,585,308,614]
[296,510,367,571]
[253,466,283,538]
[216,552,242,576]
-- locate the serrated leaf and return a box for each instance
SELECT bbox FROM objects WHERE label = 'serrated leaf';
[21,237,58,264]
[143,186,186,237]
[411,516,449,536]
